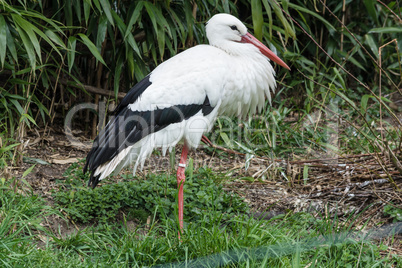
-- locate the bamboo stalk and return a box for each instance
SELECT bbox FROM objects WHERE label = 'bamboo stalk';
[340,0,346,52]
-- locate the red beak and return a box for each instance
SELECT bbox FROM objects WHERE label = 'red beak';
[241,33,290,70]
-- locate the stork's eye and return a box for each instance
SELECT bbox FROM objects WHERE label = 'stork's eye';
[230,25,238,31]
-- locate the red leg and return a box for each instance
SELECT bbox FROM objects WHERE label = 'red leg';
[177,143,189,238]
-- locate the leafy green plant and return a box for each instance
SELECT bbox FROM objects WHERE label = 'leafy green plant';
[384,204,402,222]
[53,164,249,224]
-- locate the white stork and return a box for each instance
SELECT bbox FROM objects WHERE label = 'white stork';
[84,13,290,234]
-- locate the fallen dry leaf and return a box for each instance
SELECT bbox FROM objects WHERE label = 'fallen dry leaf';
[50,158,80,165]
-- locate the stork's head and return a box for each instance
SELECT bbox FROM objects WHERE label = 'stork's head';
[206,13,290,70]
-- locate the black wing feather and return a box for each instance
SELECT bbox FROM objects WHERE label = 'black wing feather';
[85,88,215,188]
[113,75,151,115]
[84,75,152,175]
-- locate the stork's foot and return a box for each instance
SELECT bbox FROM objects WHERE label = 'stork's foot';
[201,135,213,146]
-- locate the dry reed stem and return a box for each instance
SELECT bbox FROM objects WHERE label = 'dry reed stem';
[378,39,399,142]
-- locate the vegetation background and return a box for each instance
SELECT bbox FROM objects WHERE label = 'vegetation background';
[0,0,401,267]
[0,0,400,161]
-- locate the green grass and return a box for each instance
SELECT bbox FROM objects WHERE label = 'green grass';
[1,172,401,267]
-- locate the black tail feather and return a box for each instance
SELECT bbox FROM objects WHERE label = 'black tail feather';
[88,172,101,189]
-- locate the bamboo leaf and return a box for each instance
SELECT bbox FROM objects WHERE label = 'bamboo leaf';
[126,47,135,80]
[251,0,263,40]
[21,113,37,126]
[15,65,47,75]
[125,1,143,40]
[110,10,126,34]
[380,96,391,103]
[165,35,175,56]
[12,14,42,63]
[32,94,49,120]
[5,24,17,63]
[363,0,379,25]
[222,0,230,13]
[0,14,7,67]
[78,33,107,66]
[21,19,63,58]
[157,25,165,59]
[183,1,194,42]
[133,55,146,81]
[126,33,141,58]
[73,0,82,24]
[333,68,346,89]
[92,0,101,12]
[96,14,108,50]
[288,3,335,33]
[65,0,73,26]
[347,55,367,71]
[282,0,289,10]
[151,6,171,38]
[361,94,371,114]
[271,1,295,40]
[364,34,379,58]
[110,9,141,58]
[13,24,36,69]
[261,0,273,39]
[169,9,186,46]
[4,93,26,100]
[369,27,402,33]
[143,2,159,38]
[34,28,63,58]
[0,143,20,154]
[99,0,115,27]
[67,36,77,73]
[20,9,64,32]
[83,0,91,25]
[45,29,66,49]
[9,98,25,115]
